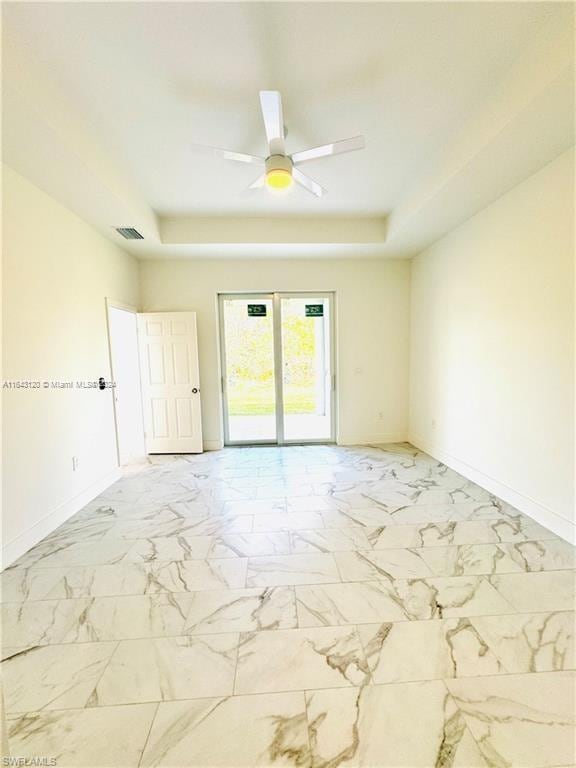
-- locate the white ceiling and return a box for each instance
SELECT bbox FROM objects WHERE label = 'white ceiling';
[2,2,574,257]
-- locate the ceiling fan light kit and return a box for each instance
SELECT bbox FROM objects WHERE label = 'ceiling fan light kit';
[196,90,365,198]
[265,155,293,190]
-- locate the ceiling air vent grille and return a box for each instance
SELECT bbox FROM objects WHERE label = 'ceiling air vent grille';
[115,227,144,240]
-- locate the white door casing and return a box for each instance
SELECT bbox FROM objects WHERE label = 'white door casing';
[137,312,203,453]
[107,305,146,464]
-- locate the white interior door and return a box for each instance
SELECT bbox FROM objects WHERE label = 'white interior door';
[107,305,146,464]
[137,312,203,453]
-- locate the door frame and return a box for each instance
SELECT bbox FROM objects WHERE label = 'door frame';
[218,291,336,446]
[105,297,146,465]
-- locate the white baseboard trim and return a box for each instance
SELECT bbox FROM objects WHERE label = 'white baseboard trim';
[338,433,408,447]
[204,436,410,450]
[409,433,575,545]
[1,468,122,569]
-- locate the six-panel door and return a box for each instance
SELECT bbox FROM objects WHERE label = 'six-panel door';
[137,312,203,453]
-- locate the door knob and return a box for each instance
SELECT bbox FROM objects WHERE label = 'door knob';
[191,387,199,394]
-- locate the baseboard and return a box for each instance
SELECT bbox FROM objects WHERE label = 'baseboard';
[205,436,409,450]
[1,468,122,569]
[338,433,408,447]
[409,433,575,545]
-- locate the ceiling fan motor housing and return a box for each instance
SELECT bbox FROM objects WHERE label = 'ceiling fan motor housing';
[266,154,292,175]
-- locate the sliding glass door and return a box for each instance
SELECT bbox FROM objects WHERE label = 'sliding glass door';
[219,292,335,445]
[280,295,333,442]
[220,295,277,443]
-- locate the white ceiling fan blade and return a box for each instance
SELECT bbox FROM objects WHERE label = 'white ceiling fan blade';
[259,91,285,155]
[291,135,365,165]
[191,144,265,165]
[219,149,265,165]
[293,168,325,198]
[249,174,266,189]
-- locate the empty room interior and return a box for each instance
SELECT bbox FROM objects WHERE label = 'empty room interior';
[1,2,575,766]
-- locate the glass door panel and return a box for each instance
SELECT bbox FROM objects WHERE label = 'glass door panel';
[280,295,333,442]
[221,295,276,443]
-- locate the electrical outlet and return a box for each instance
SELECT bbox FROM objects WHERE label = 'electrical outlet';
[431,419,437,430]
[72,456,79,471]
[378,411,384,420]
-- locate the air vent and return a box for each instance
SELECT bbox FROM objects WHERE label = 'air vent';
[115,227,144,240]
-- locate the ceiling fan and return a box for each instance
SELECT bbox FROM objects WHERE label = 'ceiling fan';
[198,91,365,197]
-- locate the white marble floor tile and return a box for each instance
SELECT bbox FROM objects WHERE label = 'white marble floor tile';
[405,575,517,618]
[146,559,248,591]
[252,511,324,531]
[36,559,247,598]
[4,444,574,767]
[418,543,528,576]
[296,582,413,626]
[123,535,212,563]
[330,493,397,511]
[7,703,157,767]
[161,499,227,517]
[489,570,576,612]
[93,633,238,705]
[2,594,189,646]
[1,642,116,712]
[246,554,340,587]
[140,692,309,767]
[0,567,71,602]
[306,681,488,767]
[289,528,372,553]
[321,508,395,528]
[422,540,576,577]
[224,499,287,515]
[235,626,369,694]
[334,549,435,580]
[367,522,457,549]
[505,539,576,571]
[207,532,290,558]
[257,483,314,499]
[384,502,490,526]
[106,513,253,539]
[446,672,576,767]
[358,618,504,684]
[41,518,117,546]
[2,599,95,647]
[364,483,495,507]
[70,502,123,523]
[459,504,528,522]
[471,612,575,672]
[182,586,297,634]
[9,539,134,570]
[452,518,562,544]
[296,575,514,627]
[287,496,340,512]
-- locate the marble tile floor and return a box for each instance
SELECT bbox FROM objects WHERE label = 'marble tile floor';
[1,443,575,767]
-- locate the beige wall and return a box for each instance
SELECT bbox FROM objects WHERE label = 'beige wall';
[2,165,140,566]
[139,258,411,449]
[409,149,575,541]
